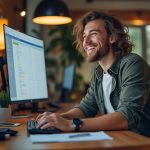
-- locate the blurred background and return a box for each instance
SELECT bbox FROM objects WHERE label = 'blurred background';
[1,0,150,100]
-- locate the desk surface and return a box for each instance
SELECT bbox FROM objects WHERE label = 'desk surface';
[1,117,150,150]
[1,101,150,150]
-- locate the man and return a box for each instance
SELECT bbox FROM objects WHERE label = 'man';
[36,11,150,137]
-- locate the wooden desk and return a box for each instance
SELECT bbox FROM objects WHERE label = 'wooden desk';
[1,101,150,150]
[1,116,150,150]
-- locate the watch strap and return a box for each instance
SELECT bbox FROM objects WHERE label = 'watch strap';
[72,118,82,132]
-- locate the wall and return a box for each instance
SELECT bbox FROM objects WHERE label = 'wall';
[26,0,150,83]
[26,0,150,12]
[0,0,25,32]
[26,0,150,35]
[63,0,150,10]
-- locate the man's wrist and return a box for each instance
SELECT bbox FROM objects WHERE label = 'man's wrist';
[71,118,83,132]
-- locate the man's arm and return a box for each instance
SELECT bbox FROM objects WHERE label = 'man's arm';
[59,108,128,132]
[60,108,86,119]
[80,112,128,131]
[36,110,128,131]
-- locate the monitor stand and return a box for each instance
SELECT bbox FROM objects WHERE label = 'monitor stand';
[31,102,57,113]
[47,89,72,109]
[12,102,57,116]
[11,104,33,118]
[58,89,73,102]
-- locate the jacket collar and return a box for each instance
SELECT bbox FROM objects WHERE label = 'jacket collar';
[95,56,121,79]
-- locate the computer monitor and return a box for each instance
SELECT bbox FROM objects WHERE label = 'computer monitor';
[4,25,48,115]
[61,64,76,97]
[47,64,76,108]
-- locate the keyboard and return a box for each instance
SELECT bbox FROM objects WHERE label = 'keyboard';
[27,120,61,134]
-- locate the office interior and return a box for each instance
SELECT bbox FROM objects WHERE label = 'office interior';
[1,1,150,149]
[0,0,150,112]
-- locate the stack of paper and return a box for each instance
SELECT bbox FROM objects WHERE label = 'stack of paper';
[30,131,112,143]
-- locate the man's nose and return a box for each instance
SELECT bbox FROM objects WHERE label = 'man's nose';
[84,35,91,44]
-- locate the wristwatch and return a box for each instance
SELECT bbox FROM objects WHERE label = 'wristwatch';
[72,118,82,132]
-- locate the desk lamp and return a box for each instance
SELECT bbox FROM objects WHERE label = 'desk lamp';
[32,0,72,25]
[0,18,8,92]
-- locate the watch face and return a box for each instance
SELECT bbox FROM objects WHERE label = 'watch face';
[73,118,81,124]
[73,118,82,132]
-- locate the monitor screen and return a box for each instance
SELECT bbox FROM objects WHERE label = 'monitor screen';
[47,64,76,107]
[62,64,75,91]
[4,25,48,104]
[60,64,76,102]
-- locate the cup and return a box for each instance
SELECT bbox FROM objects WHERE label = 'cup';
[0,108,11,121]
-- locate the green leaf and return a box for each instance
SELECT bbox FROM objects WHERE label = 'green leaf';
[0,92,10,108]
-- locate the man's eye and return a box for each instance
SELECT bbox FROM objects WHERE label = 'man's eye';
[91,32,97,35]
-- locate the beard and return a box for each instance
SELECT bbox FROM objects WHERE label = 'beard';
[86,44,110,62]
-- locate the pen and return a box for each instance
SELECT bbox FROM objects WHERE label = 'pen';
[69,133,90,138]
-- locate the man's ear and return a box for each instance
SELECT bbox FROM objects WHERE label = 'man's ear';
[109,34,116,44]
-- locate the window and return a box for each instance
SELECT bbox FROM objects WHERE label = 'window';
[128,25,150,65]
[128,27,142,56]
[145,25,150,64]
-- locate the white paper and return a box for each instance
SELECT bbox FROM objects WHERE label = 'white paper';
[30,131,112,143]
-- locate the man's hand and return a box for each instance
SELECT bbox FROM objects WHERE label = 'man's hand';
[36,112,74,132]
[36,112,52,121]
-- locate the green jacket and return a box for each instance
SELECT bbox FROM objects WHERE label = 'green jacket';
[77,53,150,136]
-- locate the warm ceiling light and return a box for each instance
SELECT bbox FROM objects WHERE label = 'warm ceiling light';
[131,19,146,26]
[32,0,72,25]
[0,18,8,51]
[33,16,72,25]
[131,10,147,26]
[20,11,26,17]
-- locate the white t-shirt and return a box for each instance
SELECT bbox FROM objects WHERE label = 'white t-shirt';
[102,73,115,113]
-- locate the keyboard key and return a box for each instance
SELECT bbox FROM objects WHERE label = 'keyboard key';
[27,120,61,134]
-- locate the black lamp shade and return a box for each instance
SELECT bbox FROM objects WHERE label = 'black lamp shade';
[32,0,72,25]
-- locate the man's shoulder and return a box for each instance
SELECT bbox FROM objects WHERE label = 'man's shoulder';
[121,53,143,62]
[120,53,147,66]
[120,53,150,71]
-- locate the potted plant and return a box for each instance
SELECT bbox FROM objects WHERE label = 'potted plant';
[0,91,10,108]
[0,91,11,121]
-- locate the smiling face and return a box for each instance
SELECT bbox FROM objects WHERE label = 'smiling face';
[82,19,114,62]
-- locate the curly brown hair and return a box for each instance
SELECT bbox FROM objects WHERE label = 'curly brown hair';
[73,10,134,56]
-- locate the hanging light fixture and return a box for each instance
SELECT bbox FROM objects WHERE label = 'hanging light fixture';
[0,17,8,52]
[131,10,147,26]
[32,0,72,25]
